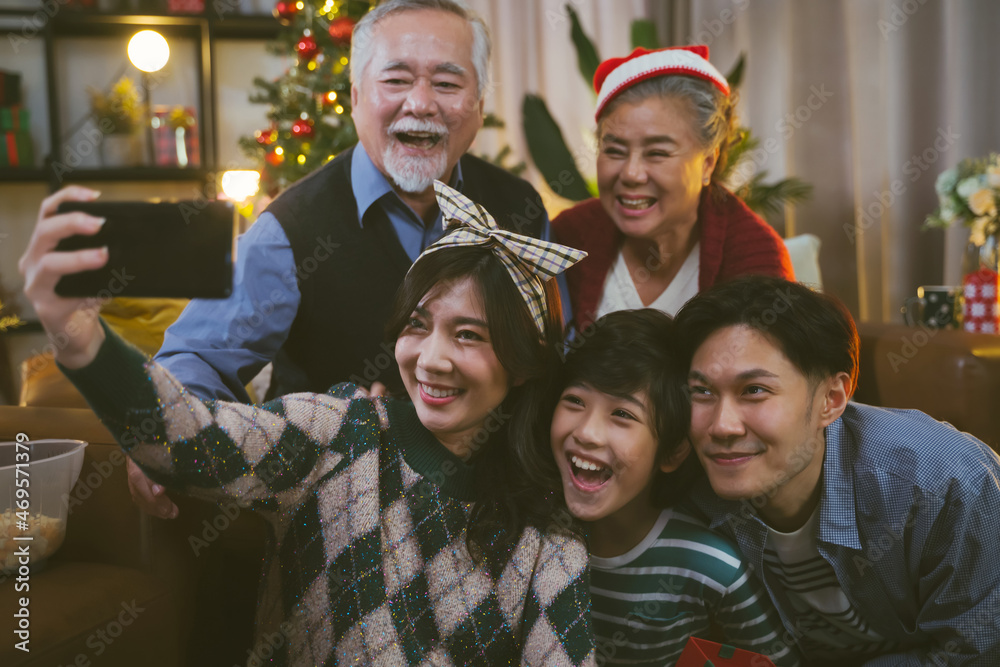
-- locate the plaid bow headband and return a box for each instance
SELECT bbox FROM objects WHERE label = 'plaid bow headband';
[413,181,588,336]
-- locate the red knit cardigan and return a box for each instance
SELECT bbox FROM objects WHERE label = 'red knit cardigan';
[551,187,795,331]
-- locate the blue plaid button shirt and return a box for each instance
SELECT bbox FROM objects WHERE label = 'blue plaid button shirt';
[688,402,1000,666]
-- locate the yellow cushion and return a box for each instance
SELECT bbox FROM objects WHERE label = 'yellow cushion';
[100,297,189,356]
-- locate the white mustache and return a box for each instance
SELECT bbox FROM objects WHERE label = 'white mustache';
[388,118,448,136]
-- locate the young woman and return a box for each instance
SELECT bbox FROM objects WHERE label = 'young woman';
[20,183,594,666]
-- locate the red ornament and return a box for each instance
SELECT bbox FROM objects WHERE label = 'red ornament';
[265,149,284,166]
[255,129,274,145]
[291,119,315,138]
[296,34,319,61]
[273,0,297,25]
[328,16,356,46]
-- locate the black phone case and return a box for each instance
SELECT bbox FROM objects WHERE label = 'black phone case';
[54,200,235,299]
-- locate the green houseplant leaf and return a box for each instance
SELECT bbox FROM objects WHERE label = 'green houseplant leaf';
[522,94,595,202]
[726,54,746,89]
[568,5,601,86]
[630,19,660,50]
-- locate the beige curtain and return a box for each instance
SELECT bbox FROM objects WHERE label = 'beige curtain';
[655,0,1000,321]
[467,0,650,213]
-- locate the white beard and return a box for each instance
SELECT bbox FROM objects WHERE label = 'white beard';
[383,146,449,193]
[383,118,450,193]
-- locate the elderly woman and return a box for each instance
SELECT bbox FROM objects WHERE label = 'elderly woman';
[552,46,794,332]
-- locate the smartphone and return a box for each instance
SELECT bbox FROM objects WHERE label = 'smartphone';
[54,200,235,299]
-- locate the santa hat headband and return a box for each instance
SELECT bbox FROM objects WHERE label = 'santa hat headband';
[593,45,730,120]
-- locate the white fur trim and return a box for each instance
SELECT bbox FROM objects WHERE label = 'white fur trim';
[596,49,729,118]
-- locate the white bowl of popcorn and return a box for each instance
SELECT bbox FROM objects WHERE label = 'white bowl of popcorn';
[1,438,87,573]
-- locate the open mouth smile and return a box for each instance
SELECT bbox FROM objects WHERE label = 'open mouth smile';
[617,196,657,211]
[567,453,613,491]
[418,382,463,405]
[396,131,443,150]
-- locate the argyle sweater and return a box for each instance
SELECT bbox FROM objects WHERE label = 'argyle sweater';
[62,324,595,667]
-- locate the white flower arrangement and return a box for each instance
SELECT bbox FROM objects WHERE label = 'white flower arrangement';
[925,153,1000,246]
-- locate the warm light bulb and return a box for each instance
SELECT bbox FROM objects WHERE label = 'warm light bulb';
[326,91,337,102]
[221,170,261,203]
[275,146,284,155]
[334,105,344,114]
[127,30,170,73]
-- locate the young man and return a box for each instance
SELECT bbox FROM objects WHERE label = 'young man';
[674,275,1000,666]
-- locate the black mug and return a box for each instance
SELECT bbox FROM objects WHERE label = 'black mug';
[902,285,962,328]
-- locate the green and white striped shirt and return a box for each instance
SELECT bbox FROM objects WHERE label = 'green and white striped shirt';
[590,509,798,666]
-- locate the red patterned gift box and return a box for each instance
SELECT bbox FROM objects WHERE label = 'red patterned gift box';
[151,106,200,167]
[676,637,777,667]
[963,269,1000,334]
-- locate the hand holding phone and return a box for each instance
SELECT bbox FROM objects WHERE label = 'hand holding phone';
[53,200,235,299]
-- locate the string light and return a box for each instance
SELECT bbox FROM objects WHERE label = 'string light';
[297,154,306,165]
[334,105,344,114]
[307,60,317,71]
[275,146,284,155]
[326,91,337,103]
[339,56,349,65]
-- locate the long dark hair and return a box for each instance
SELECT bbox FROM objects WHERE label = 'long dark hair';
[385,245,569,570]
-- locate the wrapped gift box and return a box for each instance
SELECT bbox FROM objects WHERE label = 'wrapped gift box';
[963,269,1000,334]
[0,71,22,107]
[676,637,777,667]
[151,106,200,167]
[0,130,35,168]
[0,106,29,131]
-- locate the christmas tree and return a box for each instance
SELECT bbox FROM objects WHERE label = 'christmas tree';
[239,0,375,197]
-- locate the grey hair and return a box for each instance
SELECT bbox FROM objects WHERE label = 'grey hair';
[350,0,492,100]
[598,75,737,181]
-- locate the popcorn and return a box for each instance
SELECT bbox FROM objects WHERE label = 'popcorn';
[0,509,64,572]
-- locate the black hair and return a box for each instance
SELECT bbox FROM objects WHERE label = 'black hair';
[385,245,570,570]
[673,275,859,395]
[526,309,700,512]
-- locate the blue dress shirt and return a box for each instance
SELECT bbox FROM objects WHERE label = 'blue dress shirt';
[688,402,1000,666]
[155,144,563,401]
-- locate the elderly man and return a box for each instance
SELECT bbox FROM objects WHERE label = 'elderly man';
[123,0,553,518]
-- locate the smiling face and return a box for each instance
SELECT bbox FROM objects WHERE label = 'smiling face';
[550,383,682,542]
[351,8,484,194]
[596,95,717,239]
[687,325,847,529]
[394,276,511,458]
